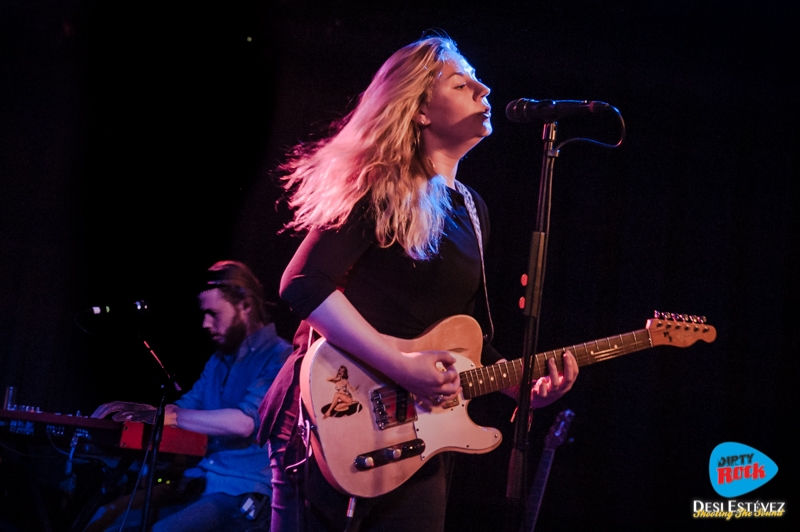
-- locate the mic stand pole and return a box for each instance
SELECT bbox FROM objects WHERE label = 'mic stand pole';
[505,121,559,532]
[141,389,168,532]
[139,336,182,532]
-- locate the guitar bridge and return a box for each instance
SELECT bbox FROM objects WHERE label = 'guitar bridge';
[371,386,417,430]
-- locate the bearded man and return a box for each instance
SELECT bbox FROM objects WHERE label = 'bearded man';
[86,260,291,532]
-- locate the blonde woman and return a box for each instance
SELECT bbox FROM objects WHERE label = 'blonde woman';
[258,35,578,531]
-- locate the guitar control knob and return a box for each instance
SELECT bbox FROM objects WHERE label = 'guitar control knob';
[384,448,402,461]
[353,439,426,471]
[354,456,375,469]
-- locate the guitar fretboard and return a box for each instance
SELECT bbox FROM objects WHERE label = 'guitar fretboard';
[460,328,653,399]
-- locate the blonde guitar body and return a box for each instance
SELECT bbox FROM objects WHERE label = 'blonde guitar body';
[300,315,500,498]
[299,312,716,498]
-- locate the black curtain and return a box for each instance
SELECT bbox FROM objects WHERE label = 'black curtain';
[1,1,794,530]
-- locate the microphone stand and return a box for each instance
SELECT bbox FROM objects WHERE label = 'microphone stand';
[503,104,625,532]
[139,336,182,532]
[504,121,559,532]
[506,98,625,532]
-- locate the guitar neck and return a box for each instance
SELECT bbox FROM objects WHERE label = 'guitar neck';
[460,328,652,399]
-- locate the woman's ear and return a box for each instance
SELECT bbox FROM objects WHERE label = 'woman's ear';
[414,109,428,126]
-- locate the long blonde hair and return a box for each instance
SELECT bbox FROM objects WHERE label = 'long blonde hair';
[280,36,461,260]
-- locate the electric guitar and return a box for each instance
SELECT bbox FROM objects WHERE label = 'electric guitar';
[299,312,716,498]
[524,409,575,532]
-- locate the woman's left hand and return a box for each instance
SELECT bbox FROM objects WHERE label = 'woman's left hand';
[500,350,579,408]
[529,350,578,408]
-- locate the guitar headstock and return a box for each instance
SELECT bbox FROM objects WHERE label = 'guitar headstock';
[646,311,717,347]
[544,409,575,450]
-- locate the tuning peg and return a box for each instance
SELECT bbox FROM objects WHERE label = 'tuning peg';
[654,311,708,325]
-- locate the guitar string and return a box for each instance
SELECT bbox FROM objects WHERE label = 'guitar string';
[329,320,712,438]
[367,330,654,404]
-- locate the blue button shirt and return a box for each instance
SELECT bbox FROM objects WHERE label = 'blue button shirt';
[176,323,291,497]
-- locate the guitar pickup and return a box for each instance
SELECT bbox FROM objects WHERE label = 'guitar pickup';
[353,439,426,471]
[371,386,417,430]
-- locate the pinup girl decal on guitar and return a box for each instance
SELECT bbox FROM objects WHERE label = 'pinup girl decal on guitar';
[321,365,363,418]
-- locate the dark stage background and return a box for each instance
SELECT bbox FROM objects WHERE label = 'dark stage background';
[1,1,795,530]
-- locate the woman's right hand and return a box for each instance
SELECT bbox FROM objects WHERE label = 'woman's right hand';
[398,350,461,409]
[307,291,461,407]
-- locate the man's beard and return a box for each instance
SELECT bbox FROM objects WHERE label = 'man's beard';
[216,313,248,354]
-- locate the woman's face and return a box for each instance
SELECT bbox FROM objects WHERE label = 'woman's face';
[419,53,492,153]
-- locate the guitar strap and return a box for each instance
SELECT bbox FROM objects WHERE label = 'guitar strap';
[455,180,495,343]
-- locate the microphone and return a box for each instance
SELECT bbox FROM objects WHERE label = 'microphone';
[505,99,610,123]
[86,300,150,315]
